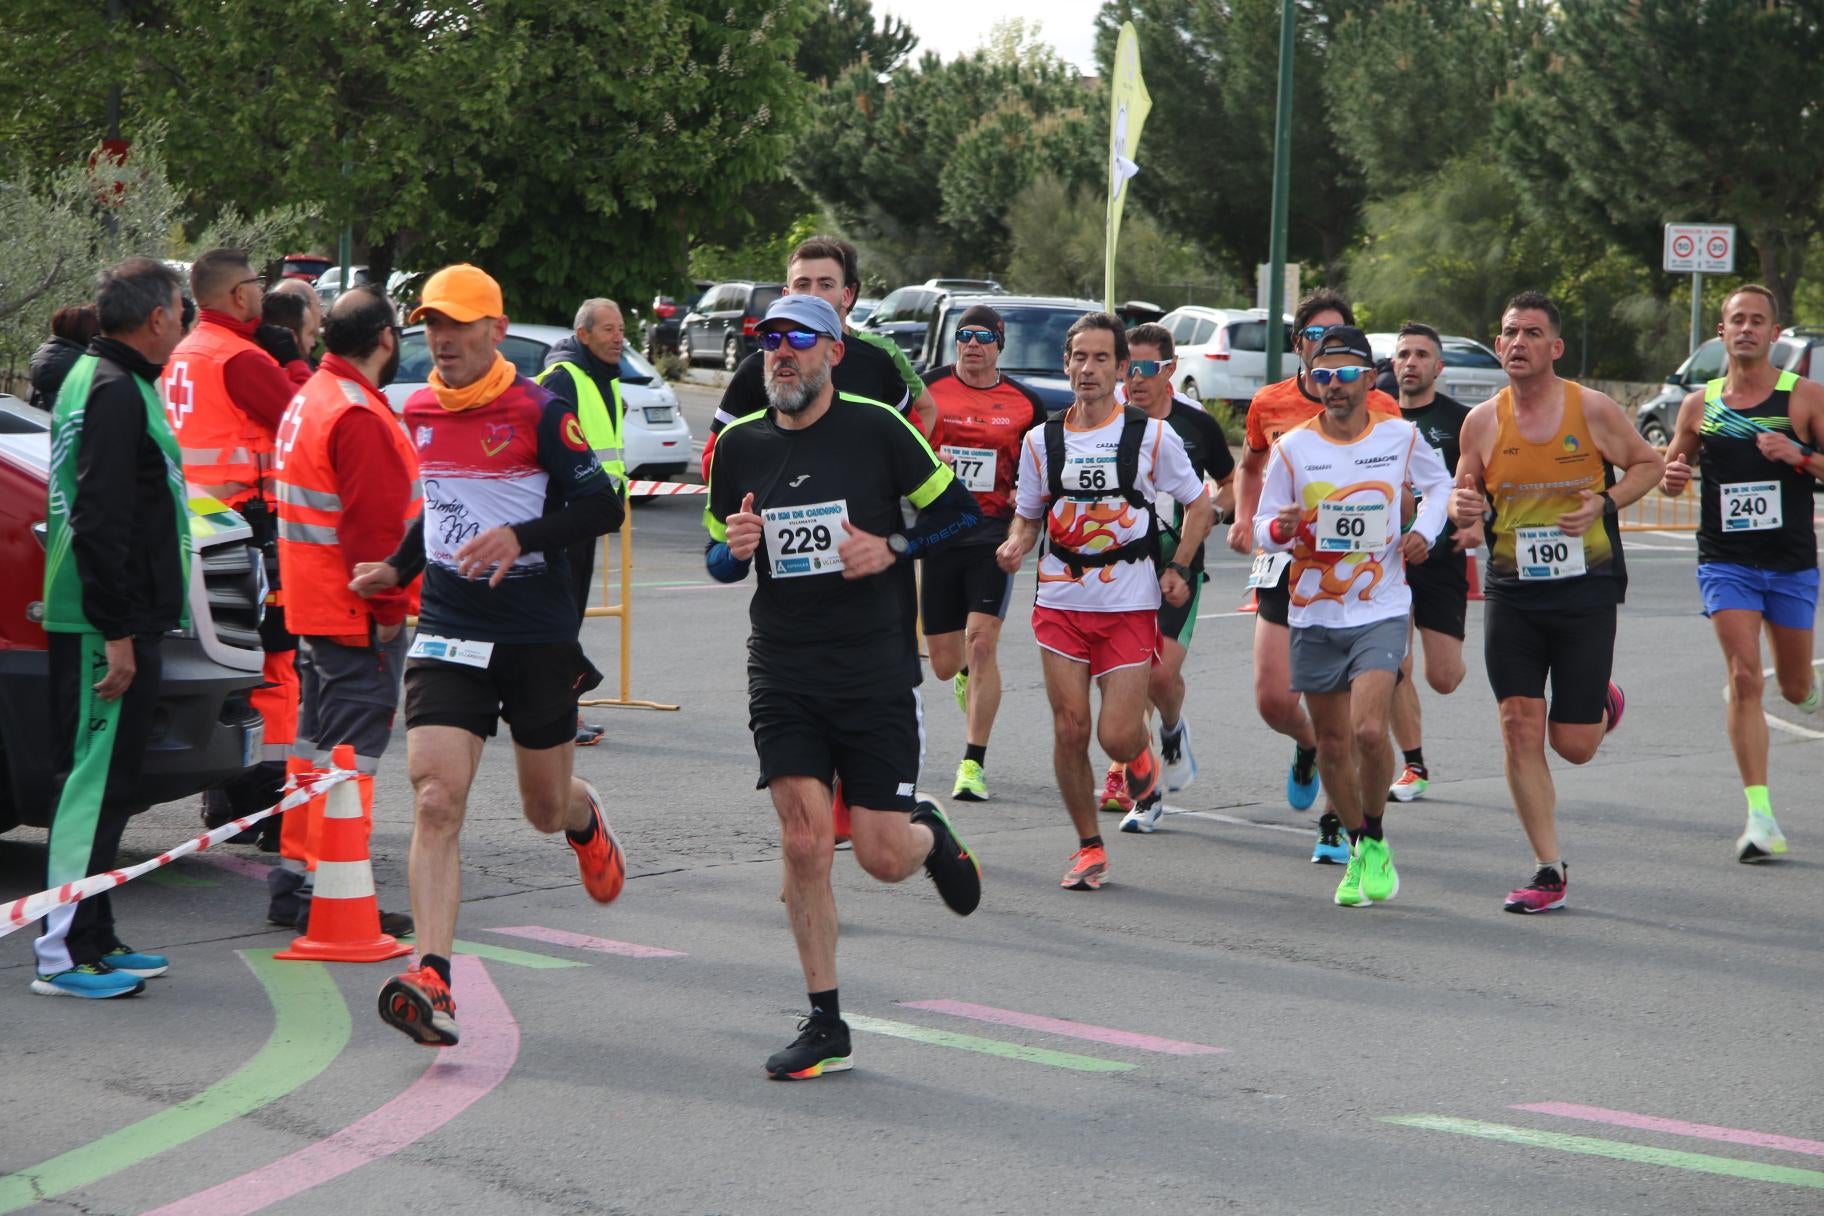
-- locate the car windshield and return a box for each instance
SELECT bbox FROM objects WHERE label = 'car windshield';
[1680,338,1725,383]
[396,330,434,383]
[1224,319,1291,354]
[751,285,783,314]
[618,346,657,384]
[1441,341,1501,368]
[935,305,1093,376]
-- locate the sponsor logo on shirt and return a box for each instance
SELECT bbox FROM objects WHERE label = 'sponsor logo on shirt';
[482,422,514,456]
[561,414,589,453]
[414,425,433,448]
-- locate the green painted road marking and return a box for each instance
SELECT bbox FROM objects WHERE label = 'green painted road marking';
[1383,1116,1824,1190]
[0,949,349,1214]
[452,939,586,970]
[146,869,217,888]
[848,1015,1136,1073]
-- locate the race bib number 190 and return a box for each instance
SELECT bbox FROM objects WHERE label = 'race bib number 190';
[1515,525,1586,580]
[1721,481,1782,532]
[763,499,851,578]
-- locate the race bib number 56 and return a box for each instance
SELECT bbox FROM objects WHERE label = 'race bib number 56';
[763,499,851,578]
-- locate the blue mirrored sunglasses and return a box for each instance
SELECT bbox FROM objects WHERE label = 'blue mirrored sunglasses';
[759,328,822,351]
[1308,366,1370,386]
[956,328,999,346]
[1299,325,1330,343]
[1127,359,1167,378]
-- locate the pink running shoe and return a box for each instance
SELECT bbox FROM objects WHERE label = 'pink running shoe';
[1604,682,1625,734]
[1099,763,1133,814]
[1503,863,1568,914]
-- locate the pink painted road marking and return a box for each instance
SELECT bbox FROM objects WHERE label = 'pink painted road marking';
[193,850,272,882]
[1514,1103,1824,1159]
[898,1000,1224,1056]
[485,924,686,958]
[144,955,518,1216]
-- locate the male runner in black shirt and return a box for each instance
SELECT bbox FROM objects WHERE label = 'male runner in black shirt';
[704,294,983,1080]
[1387,322,1473,802]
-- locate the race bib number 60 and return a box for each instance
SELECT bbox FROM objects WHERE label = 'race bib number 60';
[763,499,851,578]
[1515,525,1586,580]
[1316,499,1390,553]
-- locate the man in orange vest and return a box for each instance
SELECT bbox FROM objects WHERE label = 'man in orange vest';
[165,249,312,849]
[270,286,418,933]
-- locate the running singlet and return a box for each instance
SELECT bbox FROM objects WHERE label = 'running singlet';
[406,377,613,644]
[1013,407,1204,614]
[705,393,954,696]
[1256,414,1451,628]
[923,365,1047,544]
[1160,397,1234,573]
[1482,381,1626,608]
[1402,392,1471,555]
[1696,371,1816,571]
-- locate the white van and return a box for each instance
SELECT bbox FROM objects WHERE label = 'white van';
[1158,307,1292,407]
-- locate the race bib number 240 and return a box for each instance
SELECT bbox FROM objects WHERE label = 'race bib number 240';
[763,499,851,578]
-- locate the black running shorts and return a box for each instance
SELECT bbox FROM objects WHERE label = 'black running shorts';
[1255,568,1290,627]
[1407,549,1468,641]
[920,542,1014,636]
[1483,598,1615,724]
[404,640,602,749]
[749,686,923,812]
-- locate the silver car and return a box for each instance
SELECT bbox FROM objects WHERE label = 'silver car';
[385,322,693,482]
[1366,333,1510,403]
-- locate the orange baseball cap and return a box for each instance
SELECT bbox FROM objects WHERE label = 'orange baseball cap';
[408,263,503,324]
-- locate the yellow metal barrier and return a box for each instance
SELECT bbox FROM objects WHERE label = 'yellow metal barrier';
[1619,491,1698,532]
[579,501,679,712]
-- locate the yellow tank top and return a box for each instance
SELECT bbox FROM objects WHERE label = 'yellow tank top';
[1483,380,1624,605]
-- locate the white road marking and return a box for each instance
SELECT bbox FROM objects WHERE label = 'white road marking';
[1166,808,1312,836]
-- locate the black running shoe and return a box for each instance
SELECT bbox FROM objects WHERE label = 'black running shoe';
[765,1015,852,1080]
[913,798,981,916]
[379,909,415,937]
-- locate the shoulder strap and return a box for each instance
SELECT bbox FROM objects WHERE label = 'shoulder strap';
[1044,415,1066,501]
[1116,407,1149,508]
[1775,370,1799,392]
[1704,376,1726,405]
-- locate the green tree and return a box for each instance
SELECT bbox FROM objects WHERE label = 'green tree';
[796,0,917,83]
[1092,0,1366,285]
[1497,0,1824,322]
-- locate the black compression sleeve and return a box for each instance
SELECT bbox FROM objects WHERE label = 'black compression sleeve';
[510,484,624,553]
[388,517,426,581]
[900,478,982,558]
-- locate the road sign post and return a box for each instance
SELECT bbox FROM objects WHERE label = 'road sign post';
[1663,223,1736,354]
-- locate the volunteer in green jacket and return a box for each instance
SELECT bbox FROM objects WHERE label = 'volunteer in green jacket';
[35,257,192,1000]
[538,297,627,745]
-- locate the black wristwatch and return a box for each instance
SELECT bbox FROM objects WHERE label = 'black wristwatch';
[1167,560,1192,582]
[1599,491,1617,517]
[886,533,910,558]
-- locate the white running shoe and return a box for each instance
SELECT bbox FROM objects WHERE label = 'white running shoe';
[1736,811,1789,862]
[1161,719,1197,792]
[1119,793,1164,834]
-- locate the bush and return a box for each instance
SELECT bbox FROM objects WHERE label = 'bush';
[653,351,689,382]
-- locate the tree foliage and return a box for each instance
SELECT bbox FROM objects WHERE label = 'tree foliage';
[1497,0,1824,322]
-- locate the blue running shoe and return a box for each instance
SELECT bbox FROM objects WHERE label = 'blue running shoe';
[1311,812,1350,865]
[1287,745,1320,811]
[103,947,169,978]
[31,962,145,999]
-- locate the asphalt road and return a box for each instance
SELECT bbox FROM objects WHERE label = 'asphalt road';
[3,420,1822,1214]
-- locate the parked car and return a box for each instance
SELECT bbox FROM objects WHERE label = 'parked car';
[847,297,882,326]
[1365,332,1510,404]
[919,293,1103,413]
[386,324,693,482]
[641,283,711,360]
[861,285,945,360]
[280,253,332,283]
[1634,330,1824,446]
[680,280,784,370]
[315,266,421,312]
[923,278,1005,294]
[0,396,264,832]
[1160,306,1293,407]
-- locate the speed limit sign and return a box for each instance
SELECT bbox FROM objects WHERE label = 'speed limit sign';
[1664,223,1735,273]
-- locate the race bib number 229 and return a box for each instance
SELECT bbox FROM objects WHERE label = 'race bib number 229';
[762,499,851,578]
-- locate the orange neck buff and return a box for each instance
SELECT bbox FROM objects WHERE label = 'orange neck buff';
[429,352,515,412]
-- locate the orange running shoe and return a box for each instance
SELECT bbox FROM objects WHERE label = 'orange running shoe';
[832,785,852,845]
[1061,843,1109,891]
[1099,763,1133,814]
[378,965,459,1046]
[569,781,626,904]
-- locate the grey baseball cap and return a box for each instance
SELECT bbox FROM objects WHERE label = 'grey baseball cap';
[757,294,843,340]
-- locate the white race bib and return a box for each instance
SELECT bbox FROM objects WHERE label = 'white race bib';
[763,498,851,578]
[942,445,997,493]
[1063,451,1117,494]
[1316,499,1391,553]
[1247,551,1293,589]
[1721,480,1782,532]
[1515,525,1586,580]
[407,634,495,668]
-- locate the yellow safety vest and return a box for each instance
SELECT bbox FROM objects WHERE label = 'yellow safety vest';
[536,361,625,487]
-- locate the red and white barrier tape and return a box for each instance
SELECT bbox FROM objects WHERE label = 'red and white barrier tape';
[626,480,708,497]
[0,768,355,938]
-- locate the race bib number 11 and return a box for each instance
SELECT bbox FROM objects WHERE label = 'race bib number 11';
[763,499,851,578]
[1246,551,1292,589]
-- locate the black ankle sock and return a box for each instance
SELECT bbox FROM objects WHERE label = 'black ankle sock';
[566,812,598,845]
[1161,718,1184,741]
[1402,747,1425,769]
[1079,834,1103,850]
[1295,745,1317,769]
[964,743,987,766]
[1347,828,1363,846]
[809,988,840,1022]
[1362,814,1384,841]
[422,953,452,986]
[959,665,969,677]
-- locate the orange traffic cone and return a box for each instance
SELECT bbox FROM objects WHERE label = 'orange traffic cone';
[1466,551,1484,602]
[1239,588,1259,613]
[275,743,410,963]
[278,754,322,870]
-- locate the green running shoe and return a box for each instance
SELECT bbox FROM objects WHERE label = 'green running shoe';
[1334,843,1369,907]
[953,670,969,715]
[1800,675,1821,715]
[953,758,989,802]
[1358,836,1399,902]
